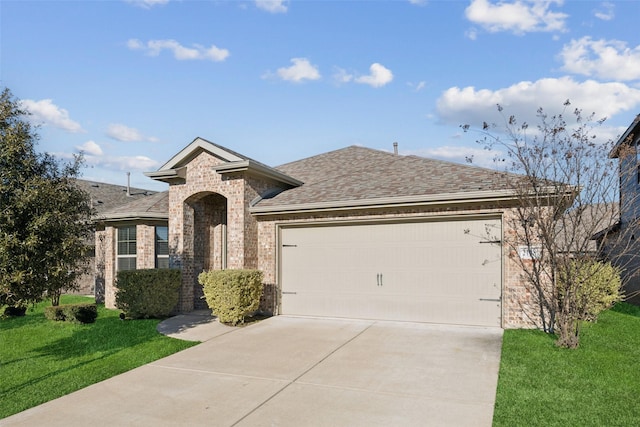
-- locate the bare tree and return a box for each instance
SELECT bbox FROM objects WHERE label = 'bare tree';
[463,102,634,348]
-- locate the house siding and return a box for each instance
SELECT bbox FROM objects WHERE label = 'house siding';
[612,131,640,304]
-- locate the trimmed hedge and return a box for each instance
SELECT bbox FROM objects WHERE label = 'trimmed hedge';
[44,304,98,324]
[115,269,181,319]
[199,269,263,325]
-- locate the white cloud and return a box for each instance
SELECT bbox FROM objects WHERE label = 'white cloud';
[407,81,427,92]
[125,0,169,9]
[110,155,160,171]
[19,99,84,133]
[436,77,640,128]
[593,2,615,21]
[81,151,160,172]
[407,146,502,169]
[465,0,568,35]
[127,38,229,62]
[408,0,428,6]
[255,0,288,13]
[559,37,640,82]
[465,27,479,40]
[75,140,103,156]
[106,123,157,142]
[274,58,321,82]
[333,67,354,84]
[355,63,394,88]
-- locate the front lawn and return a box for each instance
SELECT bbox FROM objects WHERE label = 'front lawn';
[0,295,197,419]
[493,303,640,426]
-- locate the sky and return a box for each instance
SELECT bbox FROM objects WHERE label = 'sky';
[2,0,640,191]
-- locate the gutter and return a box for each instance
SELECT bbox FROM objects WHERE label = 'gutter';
[95,212,168,222]
[250,189,521,216]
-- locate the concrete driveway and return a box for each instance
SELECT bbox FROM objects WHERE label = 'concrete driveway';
[2,316,503,427]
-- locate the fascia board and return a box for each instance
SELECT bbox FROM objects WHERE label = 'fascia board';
[96,212,169,222]
[250,189,520,215]
[610,114,640,158]
[250,186,574,216]
[144,170,178,179]
[214,160,303,187]
[157,137,244,171]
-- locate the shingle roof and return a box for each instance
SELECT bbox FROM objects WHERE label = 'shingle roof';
[73,179,159,215]
[255,146,514,209]
[100,191,168,220]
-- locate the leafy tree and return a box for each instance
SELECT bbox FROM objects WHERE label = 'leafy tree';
[0,88,94,308]
[463,102,631,348]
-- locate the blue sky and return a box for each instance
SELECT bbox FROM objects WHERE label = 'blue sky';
[2,0,640,191]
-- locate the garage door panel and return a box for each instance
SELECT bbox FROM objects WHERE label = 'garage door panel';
[280,218,502,327]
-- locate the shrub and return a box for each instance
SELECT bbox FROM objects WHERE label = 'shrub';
[115,269,181,319]
[559,260,623,322]
[199,269,263,325]
[44,303,98,324]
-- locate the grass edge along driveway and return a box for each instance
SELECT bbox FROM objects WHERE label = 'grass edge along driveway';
[493,303,640,427]
[0,295,197,419]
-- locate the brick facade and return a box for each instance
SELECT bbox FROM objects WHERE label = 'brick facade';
[97,221,167,308]
[165,151,284,312]
[95,141,543,329]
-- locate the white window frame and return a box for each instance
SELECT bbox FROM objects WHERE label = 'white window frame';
[155,225,169,269]
[117,225,137,271]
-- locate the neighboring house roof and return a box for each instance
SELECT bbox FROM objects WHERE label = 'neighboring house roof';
[98,191,169,222]
[557,203,619,253]
[252,146,518,214]
[146,137,302,188]
[610,113,640,158]
[74,179,159,216]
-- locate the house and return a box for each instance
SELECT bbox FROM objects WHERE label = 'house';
[71,179,160,296]
[606,113,640,304]
[94,137,556,328]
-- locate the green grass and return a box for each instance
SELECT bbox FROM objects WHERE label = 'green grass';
[493,303,640,426]
[0,295,198,419]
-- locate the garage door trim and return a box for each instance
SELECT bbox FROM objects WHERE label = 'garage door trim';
[276,213,504,327]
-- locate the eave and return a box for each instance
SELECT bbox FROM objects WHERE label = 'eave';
[213,160,303,187]
[250,189,521,216]
[95,212,168,223]
[610,114,640,158]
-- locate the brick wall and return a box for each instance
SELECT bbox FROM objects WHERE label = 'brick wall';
[166,151,284,312]
[100,221,166,309]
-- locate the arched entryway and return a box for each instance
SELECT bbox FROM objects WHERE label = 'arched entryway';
[183,192,227,310]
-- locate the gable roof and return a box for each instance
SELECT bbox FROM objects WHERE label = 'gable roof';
[610,113,640,158]
[74,179,159,216]
[98,191,169,222]
[251,146,518,214]
[145,137,302,187]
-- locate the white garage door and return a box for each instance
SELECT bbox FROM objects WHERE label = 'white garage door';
[280,217,502,327]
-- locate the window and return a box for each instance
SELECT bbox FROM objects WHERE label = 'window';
[155,226,169,268]
[117,226,137,271]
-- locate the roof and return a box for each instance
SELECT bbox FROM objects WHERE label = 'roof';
[74,179,159,216]
[557,203,619,253]
[146,137,302,187]
[98,191,169,222]
[610,113,640,158]
[252,146,518,214]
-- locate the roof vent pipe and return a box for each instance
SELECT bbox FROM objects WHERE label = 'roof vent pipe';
[126,172,131,196]
[393,142,398,155]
